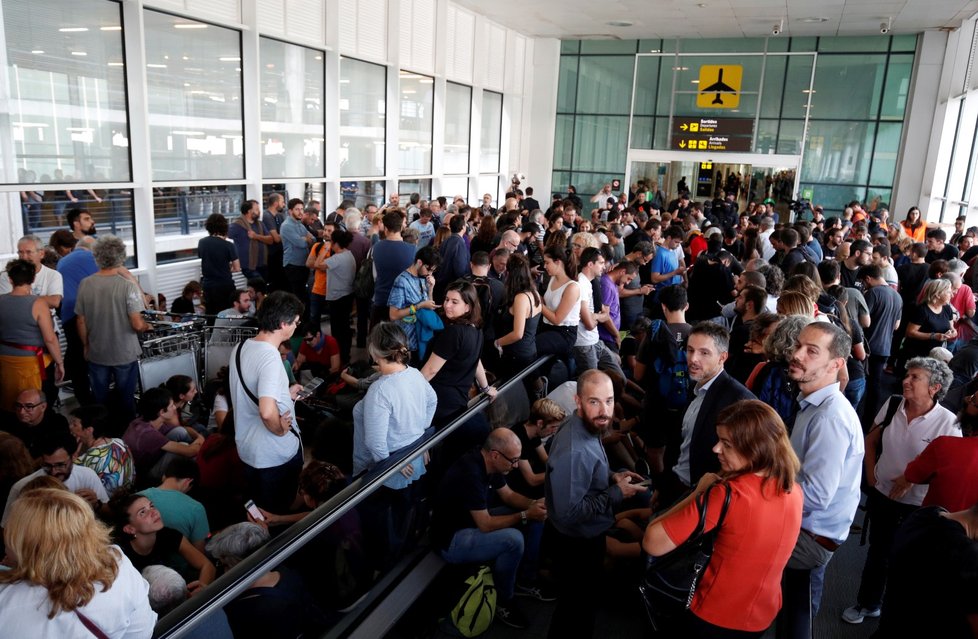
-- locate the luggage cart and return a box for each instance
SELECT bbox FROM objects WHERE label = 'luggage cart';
[138,315,206,392]
[203,324,258,383]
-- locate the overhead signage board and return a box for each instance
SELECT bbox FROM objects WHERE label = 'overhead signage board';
[696,65,743,109]
[672,118,755,136]
[671,135,753,152]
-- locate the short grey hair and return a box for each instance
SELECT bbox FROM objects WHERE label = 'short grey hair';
[921,278,952,306]
[18,235,43,250]
[764,315,813,362]
[92,235,127,269]
[142,565,188,614]
[760,217,775,230]
[343,209,362,231]
[77,236,97,250]
[906,356,954,401]
[205,522,270,567]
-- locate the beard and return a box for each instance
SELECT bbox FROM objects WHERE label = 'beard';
[581,411,612,435]
[84,225,97,236]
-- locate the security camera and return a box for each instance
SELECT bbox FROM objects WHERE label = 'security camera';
[772,24,781,35]
[880,22,889,34]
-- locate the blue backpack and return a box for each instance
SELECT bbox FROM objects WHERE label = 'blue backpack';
[754,362,800,432]
[649,320,690,410]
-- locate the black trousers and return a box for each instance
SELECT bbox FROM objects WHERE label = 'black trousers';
[63,316,93,405]
[856,489,917,611]
[546,523,605,639]
[326,294,355,365]
[284,265,310,322]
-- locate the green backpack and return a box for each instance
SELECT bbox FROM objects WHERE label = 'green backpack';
[447,565,497,637]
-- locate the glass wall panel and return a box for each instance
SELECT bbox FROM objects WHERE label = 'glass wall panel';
[799,183,867,214]
[144,10,243,181]
[444,82,471,174]
[439,177,469,203]
[398,71,434,175]
[779,55,816,119]
[2,0,130,183]
[575,56,634,114]
[776,120,806,156]
[398,178,431,201]
[678,38,768,53]
[630,116,654,149]
[653,117,670,149]
[633,57,660,116]
[259,38,324,179]
[339,180,385,210]
[759,56,787,118]
[803,120,874,184]
[477,175,500,207]
[869,122,903,186]
[572,116,629,173]
[340,57,386,177]
[480,91,502,173]
[881,54,913,120]
[554,115,574,170]
[19,187,135,247]
[756,119,779,154]
[560,41,580,54]
[639,39,663,53]
[790,37,818,52]
[581,40,637,54]
[810,55,886,120]
[153,184,244,237]
[557,56,578,113]
[819,37,890,53]
[891,35,918,52]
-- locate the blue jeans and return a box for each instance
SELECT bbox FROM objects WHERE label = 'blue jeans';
[88,361,139,419]
[440,527,524,600]
[844,377,866,412]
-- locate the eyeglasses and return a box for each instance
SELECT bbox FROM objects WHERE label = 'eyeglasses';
[492,449,520,466]
[42,461,70,472]
[13,402,43,410]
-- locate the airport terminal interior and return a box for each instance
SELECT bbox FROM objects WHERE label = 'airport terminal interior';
[3,0,978,638]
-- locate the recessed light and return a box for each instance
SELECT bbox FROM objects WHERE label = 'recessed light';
[606,20,633,27]
[799,17,829,23]
[71,51,87,56]
[219,57,241,62]
[147,64,167,68]
[174,24,208,29]
[100,26,121,31]
[59,27,89,33]
[31,50,44,54]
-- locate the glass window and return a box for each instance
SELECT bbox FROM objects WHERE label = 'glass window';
[144,10,243,181]
[444,82,471,174]
[630,116,654,149]
[776,120,806,156]
[633,57,660,116]
[557,56,579,113]
[759,55,787,119]
[869,122,903,186]
[810,54,886,120]
[803,120,875,184]
[653,117,671,149]
[678,39,768,53]
[2,0,130,183]
[554,115,574,170]
[818,37,890,53]
[259,39,324,179]
[339,180,385,210]
[755,119,779,154]
[790,37,818,52]
[881,54,913,120]
[398,71,433,175]
[398,178,431,201]
[17,187,134,249]
[480,91,502,173]
[439,177,469,203]
[575,56,634,115]
[891,35,918,52]
[779,55,817,119]
[560,40,580,54]
[572,116,629,173]
[477,175,500,207]
[639,39,663,54]
[153,184,245,237]
[340,57,386,178]
[798,183,867,215]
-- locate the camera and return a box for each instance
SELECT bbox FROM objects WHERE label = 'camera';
[789,199,812,214]
[772,24,781,35]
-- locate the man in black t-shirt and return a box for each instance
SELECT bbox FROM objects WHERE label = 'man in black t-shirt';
[431,429,547,629]
[926,227,960,263]
[506,399,567,500]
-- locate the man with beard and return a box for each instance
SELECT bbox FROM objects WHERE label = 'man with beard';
[545,370,645,638]
[1,429,108,526]
[780,322,864,639]
[67,207,97,240]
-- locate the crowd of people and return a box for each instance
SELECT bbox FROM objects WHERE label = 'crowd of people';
[1,186,978,639]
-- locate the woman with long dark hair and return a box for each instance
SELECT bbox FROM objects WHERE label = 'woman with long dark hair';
[901,206,926,243]
[493,253,543,381]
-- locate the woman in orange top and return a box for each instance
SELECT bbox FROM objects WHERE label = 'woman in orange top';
[643,400,803,637]
[900,206,927,243]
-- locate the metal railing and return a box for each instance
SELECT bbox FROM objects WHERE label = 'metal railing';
[153,354,553,639]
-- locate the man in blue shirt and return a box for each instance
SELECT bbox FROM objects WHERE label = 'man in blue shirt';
[782,322,864,639]
[649,225,686,289]
[280,198,313,324]
[387,245,440,358]
[371,212,417,327]
[227,199,272,280]
[58,235,98,403]
[409,207,435,248]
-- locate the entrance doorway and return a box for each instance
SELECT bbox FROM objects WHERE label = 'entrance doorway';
[626,150,801,220]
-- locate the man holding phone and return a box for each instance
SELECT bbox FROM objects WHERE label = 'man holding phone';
[230,291,305,513]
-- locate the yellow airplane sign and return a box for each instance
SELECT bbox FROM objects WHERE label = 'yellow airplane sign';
[696,65,742,109]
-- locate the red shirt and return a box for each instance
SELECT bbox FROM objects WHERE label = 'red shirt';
[662,474,803,632]
[905,436,978,511]
[299,335,339,367]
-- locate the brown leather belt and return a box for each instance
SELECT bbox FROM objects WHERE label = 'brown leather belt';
[802,529,841,552]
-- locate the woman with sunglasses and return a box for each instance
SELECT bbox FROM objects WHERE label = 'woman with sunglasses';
[642,400,802,638]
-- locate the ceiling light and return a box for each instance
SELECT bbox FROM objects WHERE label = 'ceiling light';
[691,80,699,84]
[799,17,829,23]
[172,130,205,136]
[147,63,167,68]
[402,89,417,94]
[606,20,633,27]
[315,55,322,60]
[107,62,123,66]
[672,66,689,71]
[31,50,44,54]
[100,26,121,31]
[71,51,87,56]
[59,27,89,32]
[219,56,240,62]
[174,24,208,29]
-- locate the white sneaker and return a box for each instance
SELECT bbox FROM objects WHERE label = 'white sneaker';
[841,605,881,624]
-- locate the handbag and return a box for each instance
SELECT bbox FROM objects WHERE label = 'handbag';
[638,481,732,628]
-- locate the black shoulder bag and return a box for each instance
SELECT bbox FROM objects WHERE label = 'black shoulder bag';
[638,481,732,629]
[235,342,299,439]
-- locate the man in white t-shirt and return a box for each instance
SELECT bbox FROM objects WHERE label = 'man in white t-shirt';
[0,235,63,307]
[229,290,305,513]
[2,430,108,527]
[573,248,624,379]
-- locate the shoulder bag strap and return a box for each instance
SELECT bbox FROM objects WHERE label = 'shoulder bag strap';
[235,342,260,406]
[74,610,110,639]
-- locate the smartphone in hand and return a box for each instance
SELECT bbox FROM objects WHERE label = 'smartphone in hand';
[244,499,265,521]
